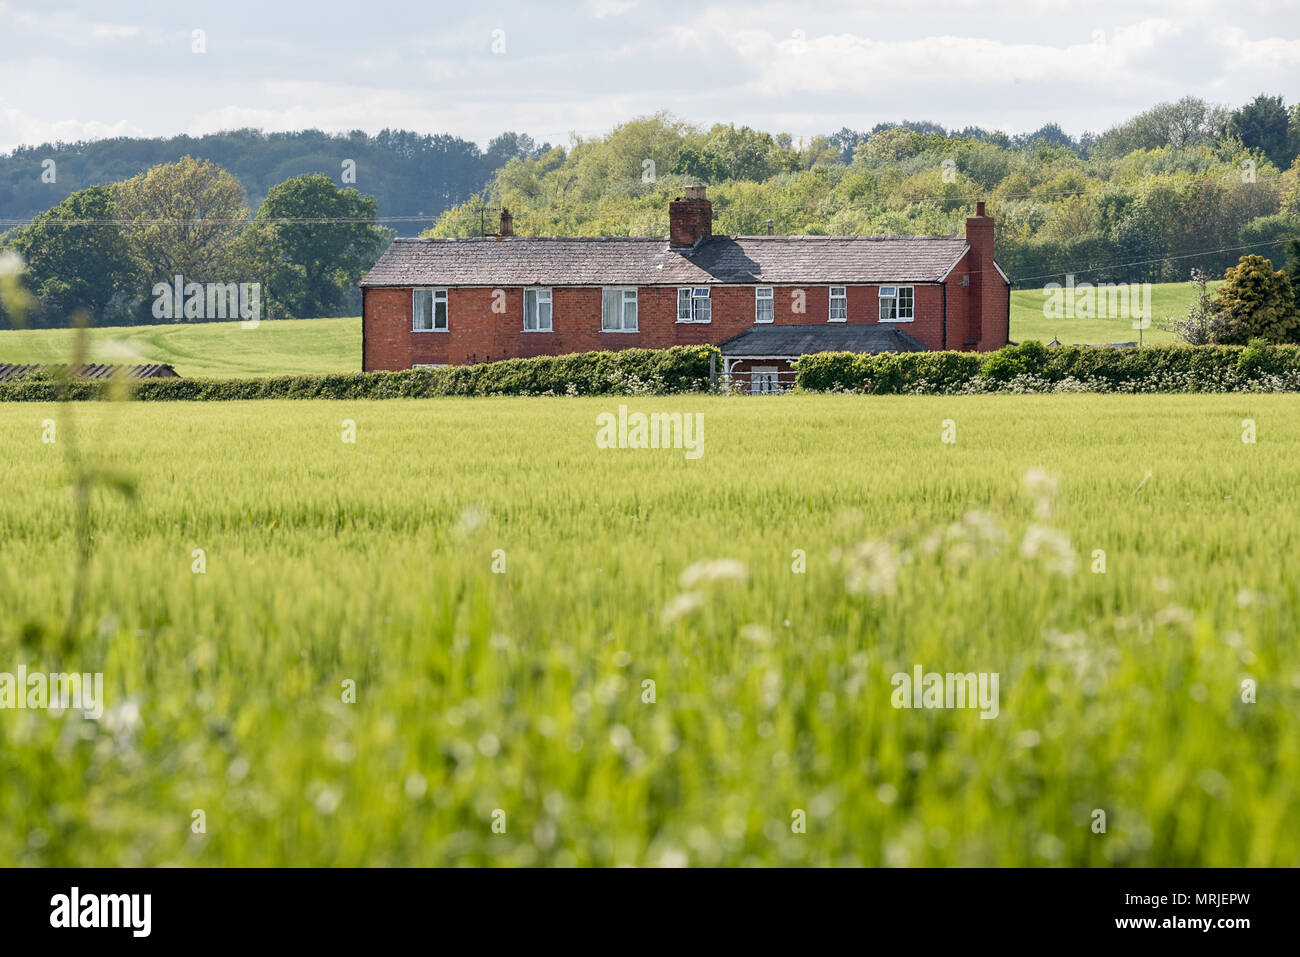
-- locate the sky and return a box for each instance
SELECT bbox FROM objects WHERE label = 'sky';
[1,0,1298,153]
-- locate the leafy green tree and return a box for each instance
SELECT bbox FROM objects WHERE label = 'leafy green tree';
[1280,155,1300,221]
[113,156,249,285]
[1228,94,1294,169]
[856,127,924,163]
[7,185,135,326]
[672,147,726,184]
[1289,104,1300,171]
[1284,238,1300,296]
[1168,269,1234,345]
[1213,254,1299,343]
[243,174,390,318]
[1240,214,1296,254]
[702,124,783,180]
[1095,97,1226,157]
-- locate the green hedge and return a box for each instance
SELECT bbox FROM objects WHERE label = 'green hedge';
[0,346,720,401]
[795,341,1300,393]
[11,340,1300,400]
[796,350,984,393]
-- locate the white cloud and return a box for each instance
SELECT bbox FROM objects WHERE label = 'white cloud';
[0,95,143,148]
[589,0,638,17]
[1212,27,1300,71]
[0,0,1297,152]
[726,19,1186,99]
[90,23,142,39]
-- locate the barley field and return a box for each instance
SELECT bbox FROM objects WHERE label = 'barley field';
[0,394,1296,866]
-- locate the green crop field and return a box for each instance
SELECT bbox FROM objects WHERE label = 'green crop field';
[0,281,1217,382]
[1,394,1296,866]
[0,316,360,379]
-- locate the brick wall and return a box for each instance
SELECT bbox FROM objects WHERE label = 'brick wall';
[963,208,1010,352]
[362,282,980,371]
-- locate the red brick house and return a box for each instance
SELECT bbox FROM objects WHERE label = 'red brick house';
[359,187,1009,390]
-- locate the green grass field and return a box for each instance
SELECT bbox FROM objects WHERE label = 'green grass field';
[1009,280,1221,346]
[0,316,360,379]
[0,282,1215,381]
[1,395,1296,866]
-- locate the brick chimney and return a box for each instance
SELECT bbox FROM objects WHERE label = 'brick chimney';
[964,201,996,347]
[498,208,514,237]
[669,185,712,249]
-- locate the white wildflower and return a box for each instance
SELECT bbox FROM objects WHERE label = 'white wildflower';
[844,540,899,596]
[454,505,487,536]
[678,558,748,589]
[1022,468,1061,518]
[661,591,704,623]
[0,249,24,278]
[1020,524,1077,575]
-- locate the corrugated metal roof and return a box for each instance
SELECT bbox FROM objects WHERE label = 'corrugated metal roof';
[0,363,181,383]
[360,235,972,288]
[717,324,927,357]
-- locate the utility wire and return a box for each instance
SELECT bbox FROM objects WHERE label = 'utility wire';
[4,200,1295,288]
[0,171,1282,227]
[1011,235,1298,284]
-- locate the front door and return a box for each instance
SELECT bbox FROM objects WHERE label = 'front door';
[750,366,779,394]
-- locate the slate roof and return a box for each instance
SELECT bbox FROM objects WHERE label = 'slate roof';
[360,235,972,288]
[0,363,181,383]
[717,324,928,357]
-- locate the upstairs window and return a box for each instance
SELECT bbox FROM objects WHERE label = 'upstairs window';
[879,285,914,322]
[677,287,711,323]
[524,288,553,331]
[755,286,774,323]
[413,288,448,331]
[829,286,847,322]
[602,287,638,331]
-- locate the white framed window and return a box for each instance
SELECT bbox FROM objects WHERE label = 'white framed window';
[828,286,847,322]
[677,286,711,323]
[755,286,774,323]
[602,287,638,331]
[413,288,448,331]
[751,366,780,394]
[524,287,552,331]
[879,285,914,322]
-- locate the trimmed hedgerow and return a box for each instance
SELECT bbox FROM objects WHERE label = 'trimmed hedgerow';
[796,350,984,394]
[0,345,721,401]
[795,341,1300,394]
[11,340,1300,400]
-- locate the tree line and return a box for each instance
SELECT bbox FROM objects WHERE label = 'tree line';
[4,95,1300,329]
[429,96,1300,289]
[0,128,547,237]
[1,158,391,327]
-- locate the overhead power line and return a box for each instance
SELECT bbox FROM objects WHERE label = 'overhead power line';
[0,215,443,227]
[1011,235,1299,284]
[0,170,1283,228]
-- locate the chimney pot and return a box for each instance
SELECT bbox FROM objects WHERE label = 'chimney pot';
[766,219,774,235]
[498,207,514,237]
[684,185,707,201]
[976,201,986,217]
